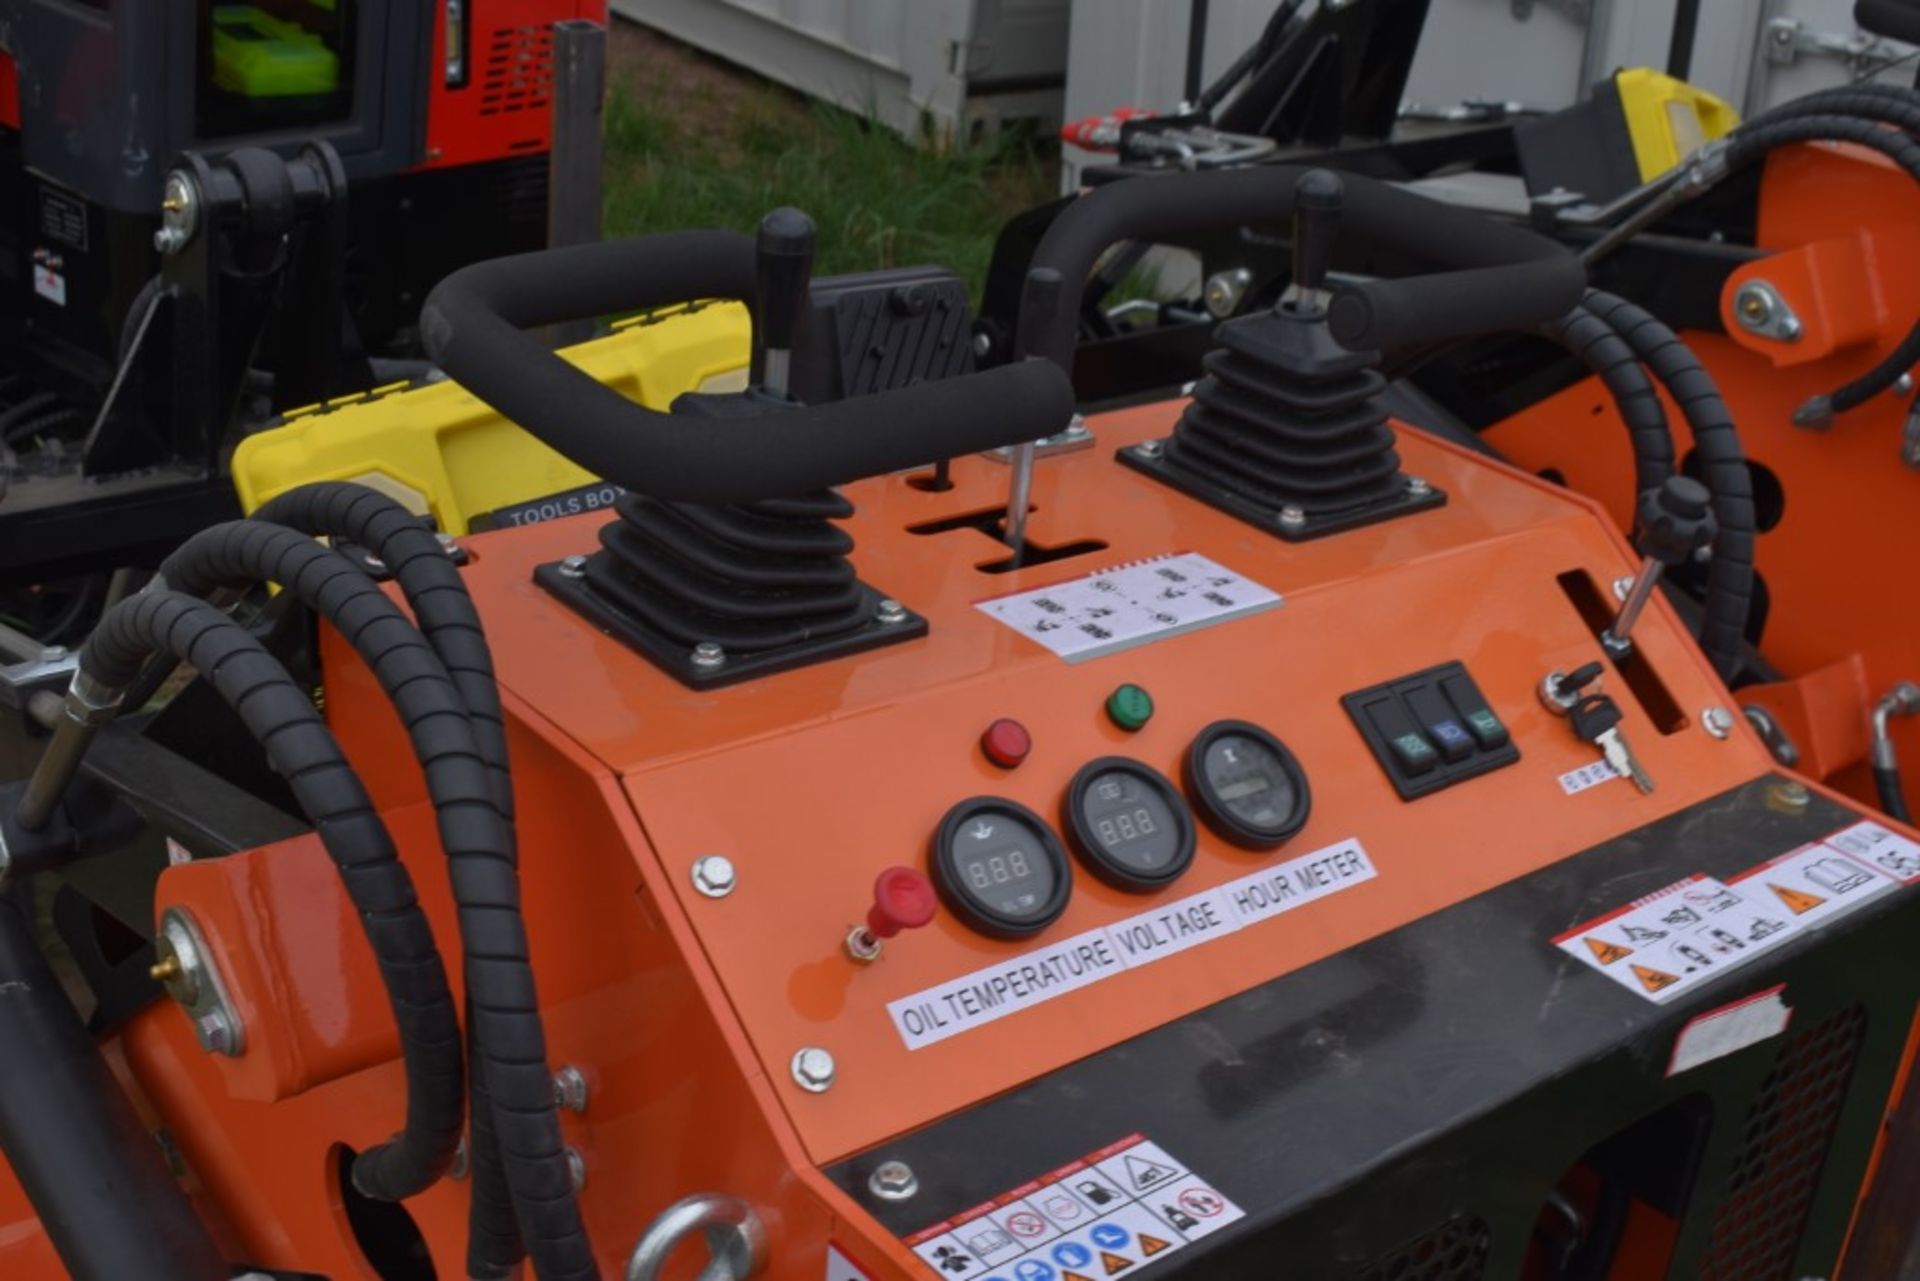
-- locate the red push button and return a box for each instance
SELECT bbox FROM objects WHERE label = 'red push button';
[867,867,937,940]
[981,718,1032,768]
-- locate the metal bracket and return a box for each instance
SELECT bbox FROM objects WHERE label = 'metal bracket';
[151,907,245,1058]
[1764,17,1907,69]
[1731,280,1803,344]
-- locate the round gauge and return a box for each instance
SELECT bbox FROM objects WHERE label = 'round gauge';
[931,797,1072,938]
[1064,758,1196,892]
[1186,720,1311,849]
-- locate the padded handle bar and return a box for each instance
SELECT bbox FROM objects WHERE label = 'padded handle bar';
[420,231,1075,505]
[1857,0,1920,43]
[1024,166,1585,366]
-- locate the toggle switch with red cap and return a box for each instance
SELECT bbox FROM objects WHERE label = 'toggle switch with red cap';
[847,866,937,963]
[981,717,1032,769]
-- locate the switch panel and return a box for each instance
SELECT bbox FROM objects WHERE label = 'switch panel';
[1344,662,1519,799]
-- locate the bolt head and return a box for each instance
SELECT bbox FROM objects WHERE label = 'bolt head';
[869,1159,919,1201]
[1136,438,1164,459]
[1405,475,1431,498]
[691,641,726,669]
[1277,505,1308,529]
[1897,373,1916,396]
[1702,706,1734,739]
[876,598,908,625]
[553,1065,589,1113]
[194,1011,235,1056]
[1780,316,1803,341]
[565,1146,587,1192]
[1768,779,1811,812]
[1612,575,1635,602]
[557,553,587,579]
[691,855,737,899]
[972,332,992,359]
[791,1046,836,1092]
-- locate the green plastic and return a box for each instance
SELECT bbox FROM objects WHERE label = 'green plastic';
[211,5,340,98]
[1105,683,1155,732]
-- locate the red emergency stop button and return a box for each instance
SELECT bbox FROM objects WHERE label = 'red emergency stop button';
[981,717,1032,768]
[868,867,937,940]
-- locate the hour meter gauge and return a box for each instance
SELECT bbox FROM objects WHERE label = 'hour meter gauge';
[1186,719,1311,849]
[931,796,1072,938]
[1063,757,1196,891]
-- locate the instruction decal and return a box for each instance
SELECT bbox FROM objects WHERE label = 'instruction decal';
[888,838,1375,1049]
[1553,829,1901,1003]
[903,1135,1243,1279]
[826,1242,875,1281]
[975,552,1281,663]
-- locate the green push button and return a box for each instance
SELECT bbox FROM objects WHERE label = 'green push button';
[1106,683,1154,731]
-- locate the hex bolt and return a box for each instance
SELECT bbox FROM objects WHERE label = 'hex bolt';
[194,1011,235,1056]
[1702,706,1735,739]
[1780,315,1803,341]
[1768,779,1811,813]
[1612,575,1635,603]
[557,554,588,579]
[553,1064,589,1113]
[876,598,908,626]
[791,1046,836,1093]
[1405,476,1432,498]
[691,855,737,899]
[1278,505,1308,531]
[1061,413,1091,442]
[691,641,726,670]
[565,1147,587,1193]
[1136,439,1164,459]
[869,1159,919,1202]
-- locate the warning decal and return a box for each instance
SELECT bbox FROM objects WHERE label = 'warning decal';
[903,1136,1243,1280]
[1553,829,1901,1004]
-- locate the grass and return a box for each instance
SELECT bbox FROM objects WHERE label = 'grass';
[601,79,1060,302]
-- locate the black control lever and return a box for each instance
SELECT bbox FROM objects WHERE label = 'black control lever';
[751,207,816,398]
[1603,475,1717,658]
[1289,168,1342,307]
[1856,0,1920,45]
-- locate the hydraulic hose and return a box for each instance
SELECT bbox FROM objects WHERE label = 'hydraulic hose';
[1537,306,1677,497]
[245,483,547,1279]
[156,518,592,1280]
[77,590,463,1201]
[0,887,231,1281]
[1580,290,1757,684]
[1871,682,1920,823]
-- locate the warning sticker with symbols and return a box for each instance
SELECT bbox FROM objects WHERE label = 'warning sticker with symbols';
[902,1135,1243,1279]
[1552,827,1902,1004]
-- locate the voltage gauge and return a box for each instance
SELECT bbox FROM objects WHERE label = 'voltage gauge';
[1064,758,1196,891]
[931,797,1072,938]
[1186,719,1311,849]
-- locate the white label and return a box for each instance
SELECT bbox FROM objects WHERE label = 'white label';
[1667,985,1793,1077]
[32,263,65,306]
[888,838,1377,1050]
[975,552,1281,662]
[906,1136,1243,1281]
[1555,833,1898,1004]
[1555,874,1802,1004]
[1823,820,1920,882]
[1558,760,1621,796]
[825,1243,874,1281]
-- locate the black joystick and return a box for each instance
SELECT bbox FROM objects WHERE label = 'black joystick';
[752,206,816,397]
[1289,168,1343,305]
[1603,475,1718,657]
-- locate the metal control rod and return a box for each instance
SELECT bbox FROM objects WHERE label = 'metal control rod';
[1005,269,1066,558]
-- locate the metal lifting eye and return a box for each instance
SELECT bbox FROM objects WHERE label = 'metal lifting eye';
[626,1192,768,1281]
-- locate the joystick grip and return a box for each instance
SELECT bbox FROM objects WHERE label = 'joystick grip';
[1290,169,1344,297]
[753,206,816,394]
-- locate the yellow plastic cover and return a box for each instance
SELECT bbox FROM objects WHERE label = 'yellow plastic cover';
[1614,67,1739,181]
[233,302,751,534]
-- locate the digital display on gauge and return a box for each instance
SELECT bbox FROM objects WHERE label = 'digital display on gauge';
[1065,758,1195,891]
[932,797,1071,937]
[1187,720,1311,849]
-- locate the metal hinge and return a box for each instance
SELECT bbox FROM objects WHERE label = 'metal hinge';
[1764,17,1908,69]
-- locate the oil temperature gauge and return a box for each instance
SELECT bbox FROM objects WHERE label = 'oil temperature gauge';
[932,797,1072,938]
[1186,719,1311,849]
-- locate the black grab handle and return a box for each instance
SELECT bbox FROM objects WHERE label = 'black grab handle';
[419,231,1075,506]
[1023,165,1585,366]
[1856,0,1920,44]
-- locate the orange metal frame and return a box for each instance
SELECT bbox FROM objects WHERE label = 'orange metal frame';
[0,389,1809,1277]
[1485,141,1920,817]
